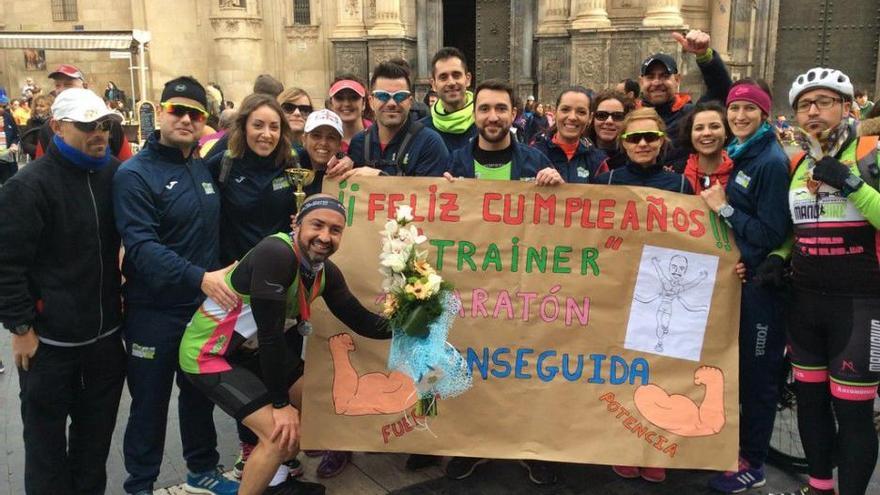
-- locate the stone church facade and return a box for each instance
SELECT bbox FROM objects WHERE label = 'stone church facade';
[0,0,877,114]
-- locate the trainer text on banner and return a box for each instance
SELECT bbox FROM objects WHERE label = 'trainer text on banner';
[302,176,741,471]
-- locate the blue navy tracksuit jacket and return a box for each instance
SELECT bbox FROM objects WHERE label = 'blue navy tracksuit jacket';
[594,161,694,194]
[450,138,551,179]
[723,130,792,271]
[721,129,791,468]
[113,131,221,309]
[348,117,450,177]
[531,133,607,184]
[418,115,478,154]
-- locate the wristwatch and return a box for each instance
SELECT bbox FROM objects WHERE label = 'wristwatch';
[272,399,290,409]
[9,323,32,336]
[718,203,735,219]
[842,173,864,197]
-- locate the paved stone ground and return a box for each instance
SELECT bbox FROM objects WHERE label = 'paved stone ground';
[2,334,878,494]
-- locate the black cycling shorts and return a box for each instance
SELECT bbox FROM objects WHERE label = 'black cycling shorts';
[787,288,880,400]
[186,336,305,421]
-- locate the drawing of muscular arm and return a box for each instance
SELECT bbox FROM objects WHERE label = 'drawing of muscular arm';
[329,333,418,416]
[633,366,726,437]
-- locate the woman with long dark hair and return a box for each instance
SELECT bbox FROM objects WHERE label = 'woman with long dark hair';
[588,89,635,170]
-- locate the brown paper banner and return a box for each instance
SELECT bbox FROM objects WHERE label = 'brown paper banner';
[301,176,741,471]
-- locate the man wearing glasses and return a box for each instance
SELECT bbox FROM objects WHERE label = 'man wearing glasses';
[113,77,239,495]
[344,61,449,178]
[0,88,127,494]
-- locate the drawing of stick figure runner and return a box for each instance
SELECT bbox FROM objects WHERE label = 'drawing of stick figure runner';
[634,255,709,352]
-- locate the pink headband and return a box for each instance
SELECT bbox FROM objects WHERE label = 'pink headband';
[726,84,771,115]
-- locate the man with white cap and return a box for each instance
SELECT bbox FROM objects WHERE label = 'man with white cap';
[0,88,127,494]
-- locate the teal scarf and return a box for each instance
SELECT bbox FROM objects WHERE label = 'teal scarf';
[726,122,772,160]
[431,91,475,134]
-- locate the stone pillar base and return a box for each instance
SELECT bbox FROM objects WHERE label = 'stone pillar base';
[331,39,369,82]
[367,37,418,74]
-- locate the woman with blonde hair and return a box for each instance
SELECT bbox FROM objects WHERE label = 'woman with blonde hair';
[277,87,313,146]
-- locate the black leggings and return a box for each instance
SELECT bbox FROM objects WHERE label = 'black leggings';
[796,381,878,495]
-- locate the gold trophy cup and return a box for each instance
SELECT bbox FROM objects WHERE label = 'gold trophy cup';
[284,167,316,212]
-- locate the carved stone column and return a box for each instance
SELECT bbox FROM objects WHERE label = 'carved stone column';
[643,0,684,27]
[369,0,406,37]
[571,0,612,29]
[333,0,367,38]
[331,0,369,80]
[536,0,570,36]
[209,1,265,104]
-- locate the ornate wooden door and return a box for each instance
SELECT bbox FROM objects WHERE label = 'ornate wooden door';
[475,0,511,81]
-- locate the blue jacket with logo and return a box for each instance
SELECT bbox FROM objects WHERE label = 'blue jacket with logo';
[531,133,607,184]
[418,115,478,154]
[594,160,694,194]
[113,131,221,308]
[348,117,449,177]
[450,138,551,179]
[723,130,791,271]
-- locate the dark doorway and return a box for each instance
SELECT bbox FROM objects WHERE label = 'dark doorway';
[442,0,476,76]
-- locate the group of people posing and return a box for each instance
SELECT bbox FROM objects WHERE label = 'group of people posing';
[0,27,878,495]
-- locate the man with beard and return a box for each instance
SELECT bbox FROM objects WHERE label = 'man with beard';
[0,88,126,495]
[768,67,880,495]
[444,79,562,486]
[180,194,390,495]
[345,61,449,178]
[638,30,732,171]
[419,47,478,153]
[114,76,239,495]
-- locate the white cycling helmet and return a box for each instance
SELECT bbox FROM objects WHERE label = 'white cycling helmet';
[789,67,854,107]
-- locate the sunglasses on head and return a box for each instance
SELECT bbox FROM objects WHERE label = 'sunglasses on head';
[161,102,208,122]
[372,90,411,104]
[594,111,626,122]
[70,119,114,133]
[621,130,665,144]
[281,102,313,115]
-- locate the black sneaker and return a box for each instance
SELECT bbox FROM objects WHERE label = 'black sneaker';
[284,458,304,477]
[405,454,441,471]
[445,457,489,480]
[518,460,557,485]
[263,477,326,495]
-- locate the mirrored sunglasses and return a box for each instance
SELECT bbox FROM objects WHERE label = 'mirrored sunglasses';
[372,90,411,104]
[161,102,208,122]
[70,119,114,133]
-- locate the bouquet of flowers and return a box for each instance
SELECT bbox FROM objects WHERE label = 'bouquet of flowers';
[379,205,452,338]
[379,205,471,417]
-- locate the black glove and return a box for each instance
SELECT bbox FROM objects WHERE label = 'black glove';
[753,254,787,288]
[811,156,852,190]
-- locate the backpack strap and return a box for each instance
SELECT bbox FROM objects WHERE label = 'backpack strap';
[606,168,615,185]
[856,135,879,190]
[364,128,372,165]
[394,121,424,175]
[679,174,686,193]
[218,151,234,187]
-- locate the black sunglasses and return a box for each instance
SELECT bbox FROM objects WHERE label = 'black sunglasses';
[282,103,313,115]
[71,119,114,133]
[594,111,626,122]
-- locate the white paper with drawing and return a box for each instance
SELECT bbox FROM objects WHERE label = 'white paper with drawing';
[625,245,719,361]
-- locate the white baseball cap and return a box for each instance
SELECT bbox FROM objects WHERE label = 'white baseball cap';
[304,109,343,137]
[51,88,122,123]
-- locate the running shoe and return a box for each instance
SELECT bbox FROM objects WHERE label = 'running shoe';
[769,488,835,495]
[232,442,255,479]
[612,465,640,479]
[639,467,667,483]
[184,468,239,495]
[285,457,305,477]
[709,458,766,493]
[316,450,351,478]
[518,460,557,485]
[445,457,489,480]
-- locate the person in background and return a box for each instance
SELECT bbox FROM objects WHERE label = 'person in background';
[616,78,640,101]
[19,94,52,160]
[278,87,313,148]
[0,95,21,184]
[531,86,606,184]
[11,99,31,127]
[854,89,873,120]
[199,108,236,157]
[588,89,635,170]
[424,90,438,108]
[105,81,125,103]
[524,102,549,144]
[327,74,371,153]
